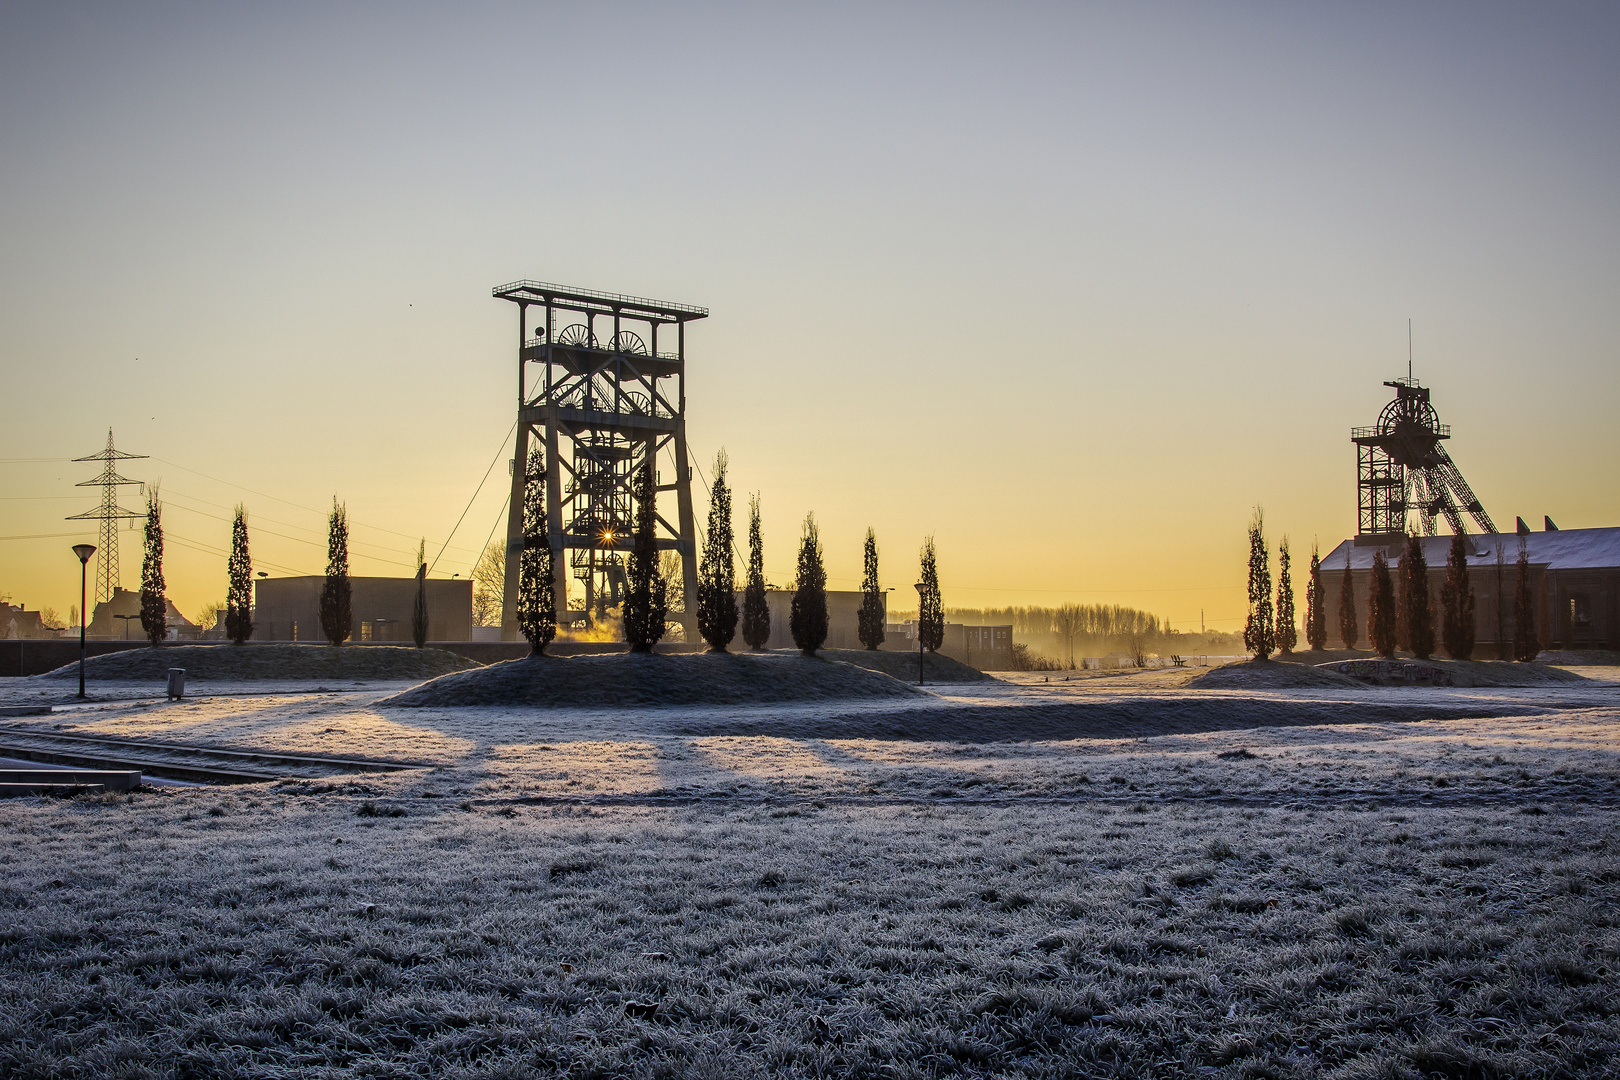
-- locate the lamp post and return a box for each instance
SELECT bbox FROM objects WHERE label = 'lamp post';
[914,581,926,686]
[72,544,95,699]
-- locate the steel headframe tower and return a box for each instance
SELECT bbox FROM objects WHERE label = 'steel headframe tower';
[492,280,706,641]
[66,428,147,603]
[1352,378,1497,546]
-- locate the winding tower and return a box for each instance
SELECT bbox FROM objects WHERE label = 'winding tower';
[1352,378,1497,546]
[492,281,706,640]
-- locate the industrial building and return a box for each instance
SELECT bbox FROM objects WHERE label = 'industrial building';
[1318,374,1618,653]
[885,620,1015,669]
[1320,524,1620,653]
[745,590,879,652]
[252,577,472,643]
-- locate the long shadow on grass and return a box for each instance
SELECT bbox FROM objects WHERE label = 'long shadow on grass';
[657,698,1547,742]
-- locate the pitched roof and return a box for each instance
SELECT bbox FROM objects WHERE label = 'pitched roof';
[1321,527,1620,572]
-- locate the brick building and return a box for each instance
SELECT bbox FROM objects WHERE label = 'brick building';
[1319,525,1620,653]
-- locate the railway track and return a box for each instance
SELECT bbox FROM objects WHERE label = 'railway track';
[0,724,429,786]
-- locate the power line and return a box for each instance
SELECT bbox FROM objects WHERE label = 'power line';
[471,491,511,576]
[429,419,517,576]
[160,489,428,568]
[159,498,420,572]
[150,456,484,555]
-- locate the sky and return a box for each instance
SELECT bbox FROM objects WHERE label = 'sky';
[2,1,1617,632]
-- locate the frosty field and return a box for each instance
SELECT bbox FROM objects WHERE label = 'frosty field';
[2,664,1618,1078]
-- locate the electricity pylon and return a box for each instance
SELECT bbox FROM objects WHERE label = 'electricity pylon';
[66,429,146,603]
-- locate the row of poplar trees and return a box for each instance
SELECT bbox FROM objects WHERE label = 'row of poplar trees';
[512,447,946,657]
[130,488,257,648]
[133,490,432,650]
[1246,506,1541,662]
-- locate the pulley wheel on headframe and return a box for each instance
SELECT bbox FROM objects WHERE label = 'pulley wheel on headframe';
[609,331,647,355]
[556,324,597,347]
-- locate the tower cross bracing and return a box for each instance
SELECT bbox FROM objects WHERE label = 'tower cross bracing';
[492,280,706,640]
[66,428,146,603]
[1352,378,1496,546]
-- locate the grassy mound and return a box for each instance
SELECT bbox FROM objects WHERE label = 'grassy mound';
[1320,658,1588,688]
[381,650,928,708]
[1538,650,1620,666]
[1185,659,1363,690]
[36,644,480,682]
[817,648,994,683]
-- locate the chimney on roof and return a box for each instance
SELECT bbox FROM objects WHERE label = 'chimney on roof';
[1516,517,1531,535]
[1544,516,1559,532]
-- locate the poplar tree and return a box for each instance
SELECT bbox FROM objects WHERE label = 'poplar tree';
[1397,533,1435,660]
[1275,536,1297,655]
[1339,561,1359,649]
[225,504,252,645]
[1513,545,1539,662]
[319,498,351,646]
[139,487,166,646]
[741,493,770,650]
[858,527,885,650]
[696,449,738,651]
[918,536,943,653]
[412,539,429,648]
[1494,545,1509,660]
[622,455,666,652]
[517,447,555,654]
[789,513,828,655]
[1243,507,1274,659]
[1368,549,1397,658]
[1440,532,1476,660]
[1305,543,1326,651]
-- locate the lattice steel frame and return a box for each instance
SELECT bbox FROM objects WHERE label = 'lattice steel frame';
[66,428,145,603]
[1351,379,1497,545]
[491,281,706,639]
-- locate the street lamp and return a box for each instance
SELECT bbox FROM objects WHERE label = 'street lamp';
[72,544,95,699]
[914,581,926,686]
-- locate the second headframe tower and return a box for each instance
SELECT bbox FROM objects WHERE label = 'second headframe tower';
[492,280,707,641]
[1352,377,1497,546]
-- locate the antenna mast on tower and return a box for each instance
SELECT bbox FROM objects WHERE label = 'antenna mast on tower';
[66,429,147,603]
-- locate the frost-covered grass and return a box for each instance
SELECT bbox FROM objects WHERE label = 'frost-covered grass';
[2,682,1618,1077]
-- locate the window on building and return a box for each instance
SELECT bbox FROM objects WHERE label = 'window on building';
[361,620,374,641]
